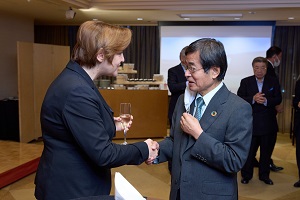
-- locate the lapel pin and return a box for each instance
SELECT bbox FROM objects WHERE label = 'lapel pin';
[211,111,217,117]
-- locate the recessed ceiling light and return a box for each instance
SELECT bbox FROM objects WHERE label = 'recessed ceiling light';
[183,18,190,20]
[179,13,242,18]
[248,11,256,14]
[234,18,240,20]
[288,17,295,20]
[137,18,143,21]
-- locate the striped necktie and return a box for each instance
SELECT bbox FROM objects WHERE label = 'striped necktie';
[194,97,204,121]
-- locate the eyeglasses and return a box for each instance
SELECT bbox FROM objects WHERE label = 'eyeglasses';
[187,66,203,73]
[253,66,267,71]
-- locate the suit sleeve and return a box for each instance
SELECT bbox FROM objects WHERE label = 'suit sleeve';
[62,85,148,168]
[237,78,254,104]
[168,67,187,94]
[157,95,185,162]
[265,77,282,107]
[294,80,300,110]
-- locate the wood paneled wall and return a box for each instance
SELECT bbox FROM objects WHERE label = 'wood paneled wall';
[17,42,70,143]
[100,89,168,139]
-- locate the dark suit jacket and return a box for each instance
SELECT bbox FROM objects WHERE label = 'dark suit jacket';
[293,79,300,174]
[293,79,300,134]
[158,84,252,200]
[237,75,282,135]
[266,61,277,78]
[34,60,149,200]
[167,64,187,124]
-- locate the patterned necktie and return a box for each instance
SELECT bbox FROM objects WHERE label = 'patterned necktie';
[194,97,204,121]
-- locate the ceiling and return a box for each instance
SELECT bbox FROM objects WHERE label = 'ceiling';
[1,0,300,26]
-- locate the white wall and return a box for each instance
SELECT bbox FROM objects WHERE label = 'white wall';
[0,12,34,100]
[160,25,273,94]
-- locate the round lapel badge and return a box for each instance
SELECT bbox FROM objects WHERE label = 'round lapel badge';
[211,111,217,117]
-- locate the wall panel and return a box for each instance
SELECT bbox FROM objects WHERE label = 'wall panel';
[17,42,69,142]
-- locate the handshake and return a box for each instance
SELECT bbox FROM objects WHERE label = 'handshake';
[144,139,159,165]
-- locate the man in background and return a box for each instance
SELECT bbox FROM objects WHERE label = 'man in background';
[238,57,282,185]
[167,46,188,173]
[167,46,188,127]
[293,77,300,187]
[266,46,284,172]
[253,46,284,172]
[266,46,282,79]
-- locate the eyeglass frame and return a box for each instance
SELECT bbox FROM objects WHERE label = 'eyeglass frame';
[186,66,204,73]
[252,66,267,71]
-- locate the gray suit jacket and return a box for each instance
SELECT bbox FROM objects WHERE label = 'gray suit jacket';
[159,84,252,200]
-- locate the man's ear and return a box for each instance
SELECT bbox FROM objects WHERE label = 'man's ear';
[96,49,104,62]
[211,66,220,79]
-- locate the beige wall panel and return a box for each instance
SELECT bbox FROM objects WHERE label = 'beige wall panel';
[33,44,55,139]
[52,45,70,76]
[33,44,70,139]
[18,42,70,143]
[100,90,168,139]
[17,42,35,143]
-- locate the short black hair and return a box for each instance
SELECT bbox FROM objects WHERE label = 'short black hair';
[266,46,282,58]
[185,38,227,81]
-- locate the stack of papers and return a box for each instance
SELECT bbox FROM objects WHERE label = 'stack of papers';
[114,172,146,200]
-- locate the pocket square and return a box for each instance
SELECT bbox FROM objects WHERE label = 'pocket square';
[268,87,274,91]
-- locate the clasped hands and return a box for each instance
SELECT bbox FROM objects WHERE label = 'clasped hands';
[253,92,266,104]
[144,139,159,165]
[114,116,159,164]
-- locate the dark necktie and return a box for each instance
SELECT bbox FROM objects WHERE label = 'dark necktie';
[194,97,204,121]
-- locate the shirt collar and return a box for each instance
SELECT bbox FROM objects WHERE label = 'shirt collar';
[196,82,223,106]
[181,63,186,72]
[267,59,274,68]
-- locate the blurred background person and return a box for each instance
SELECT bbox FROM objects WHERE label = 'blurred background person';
[266,46,284,172]
[34,21,158,200]
[293,76,300,187]
[167,46,188,173]
[238,57,282,185]
[266,46,282,79]
[168,46,188,127]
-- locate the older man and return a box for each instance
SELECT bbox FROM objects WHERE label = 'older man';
[154,38,252,200]
[238,57,282,185]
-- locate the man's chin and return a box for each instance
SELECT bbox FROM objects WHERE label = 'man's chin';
[188,84,197,92]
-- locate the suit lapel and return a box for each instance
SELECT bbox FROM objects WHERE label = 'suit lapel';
[262,76,271,94]
[66,61,115,125]
[184,85,229,151]
[181,99,196,155]
[250,76,259,94]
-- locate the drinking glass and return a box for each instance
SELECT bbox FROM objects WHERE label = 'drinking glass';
[120,103,131,145]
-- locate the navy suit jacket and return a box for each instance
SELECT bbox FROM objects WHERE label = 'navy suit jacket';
[167,64,187,123]
[237,75,282,135]
[293,80,300,133]
[158,84,252,200]
[266,61,277,78]
[34,60,149,200]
